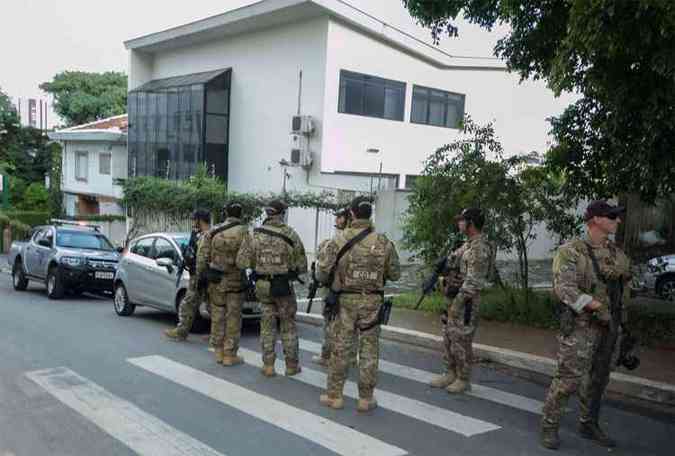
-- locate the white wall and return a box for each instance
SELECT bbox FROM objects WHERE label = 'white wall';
[148,17,329,195]
[61,140,127,202]
[321,20,574,184]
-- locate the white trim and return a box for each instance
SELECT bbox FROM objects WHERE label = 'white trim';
[124,0,506,71]
[48,131,126,142]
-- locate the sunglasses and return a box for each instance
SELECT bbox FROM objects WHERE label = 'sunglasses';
[605,213,620,220]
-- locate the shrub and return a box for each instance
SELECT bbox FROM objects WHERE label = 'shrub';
[3,210,50,227]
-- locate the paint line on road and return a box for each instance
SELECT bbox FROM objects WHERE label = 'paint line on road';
[25,367,225,456]
[238,347,500,437]
[128,355,407,456]
[298,339,543,415]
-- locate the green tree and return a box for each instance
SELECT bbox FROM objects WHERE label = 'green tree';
[17,182,50,211]
[403,119,577,292]
[402,0,675,203]
[40,71,127,126]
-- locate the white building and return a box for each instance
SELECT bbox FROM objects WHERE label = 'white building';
[48,115,128,217]
[124,0,570,259]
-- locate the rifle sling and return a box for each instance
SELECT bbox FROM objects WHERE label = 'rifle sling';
[254,227,295,248]
[210,221,242,237]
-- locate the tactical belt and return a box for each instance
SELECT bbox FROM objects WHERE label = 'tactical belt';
[340,290,384,296]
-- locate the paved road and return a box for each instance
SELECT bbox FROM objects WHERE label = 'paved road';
[0,274,672,456]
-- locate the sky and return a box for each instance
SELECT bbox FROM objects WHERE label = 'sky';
[0,0,572,128]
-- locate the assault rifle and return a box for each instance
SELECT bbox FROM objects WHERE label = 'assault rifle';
[306,261,321,314]
[414,256,448,309]
[176,229,199,288]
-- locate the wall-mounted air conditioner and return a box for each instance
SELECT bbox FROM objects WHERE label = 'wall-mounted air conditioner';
[291,115,315,136]
[289,133,312,168]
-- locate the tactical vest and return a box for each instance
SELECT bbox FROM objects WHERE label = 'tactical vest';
[339,231,388,292]
[254,227,293,275]
[211,224,246,272]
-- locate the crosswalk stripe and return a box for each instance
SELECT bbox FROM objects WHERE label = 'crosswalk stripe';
[298,339,544,414]
[128,355,407,456]
[26,367,225,456]
[237,347,500,437]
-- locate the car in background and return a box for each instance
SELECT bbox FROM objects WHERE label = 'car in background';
[640,254,675,301]
[8,220,120,299]
[113,232,262,331]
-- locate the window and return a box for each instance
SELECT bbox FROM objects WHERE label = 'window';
[338,70,405,121]
[153,238,178,262]
[99,153,111,175]
[75,151,89,181]
[405,175,420,190]
[130,237,155,258]
[56,231,114,251]
[411,85,465,129]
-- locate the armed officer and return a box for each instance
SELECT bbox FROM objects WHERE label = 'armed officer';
[430,208,492,394]
[236,199,307,377]
[541,201,632,450]
[312,207,358,368]
[198,202,249,366]
[165,209,211,341]
[317,196,400,412]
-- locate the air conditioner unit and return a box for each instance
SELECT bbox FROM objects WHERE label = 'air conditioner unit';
[289,133,313,168]
[291,115,315,136]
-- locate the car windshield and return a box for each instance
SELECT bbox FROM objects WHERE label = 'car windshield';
[171,235,190,252]
[56,231,114,251]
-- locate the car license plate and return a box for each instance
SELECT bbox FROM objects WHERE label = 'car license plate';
[95,272,114,280]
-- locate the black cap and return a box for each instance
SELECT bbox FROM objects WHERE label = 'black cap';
[223,201,243,212]
[455,207,485,228]
[584,200,625,221]
[265,199,288,215]
[334,206,350,218]
[350,195,373,213]
[191,209,211,223]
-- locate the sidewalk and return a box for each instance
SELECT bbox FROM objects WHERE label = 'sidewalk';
[386,307,675,386]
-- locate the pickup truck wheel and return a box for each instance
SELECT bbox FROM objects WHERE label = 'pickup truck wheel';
[46,266,65,300]
[657,276,675,302]
[12,260,29,291]
[114,283,136,316]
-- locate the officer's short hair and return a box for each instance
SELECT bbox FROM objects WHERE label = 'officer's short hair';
[192,209,211,223]
[350,196,373,219]
[224,201,242,218]
[455,207,485,230]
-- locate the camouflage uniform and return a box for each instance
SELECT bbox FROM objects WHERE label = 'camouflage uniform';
[236,214,307,370]
[542,238,631,430]
[317,219,400,403]
[316,239,358,366]
[198,217,248,360]
[441,234,492,383]
[175,231,207,336]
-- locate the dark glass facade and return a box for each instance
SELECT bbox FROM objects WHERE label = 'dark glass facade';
[127,69,231,182]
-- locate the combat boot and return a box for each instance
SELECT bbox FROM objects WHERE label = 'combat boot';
[357,396,378,413]
[164,328,187,341]
[261,364,276,377]
[540,425,560,450]
[214,347,225,364]
[446,378,471,394]
[319,394,345,410]
[311,355,328,367]
[430,371,456,388]
[578,422,616,447]
[285,361,302,376]
[221,354,244,366]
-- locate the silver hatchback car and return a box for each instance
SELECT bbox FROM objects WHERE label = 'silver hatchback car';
[112,232,262,329]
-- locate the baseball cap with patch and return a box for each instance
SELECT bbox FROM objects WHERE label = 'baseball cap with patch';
[584,200,625,221]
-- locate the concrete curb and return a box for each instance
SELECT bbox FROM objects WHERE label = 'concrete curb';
[296,312,675,408]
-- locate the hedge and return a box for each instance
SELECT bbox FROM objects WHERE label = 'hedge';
[2,210,50,227]
[0,212,31,240]
[393,288,675,347]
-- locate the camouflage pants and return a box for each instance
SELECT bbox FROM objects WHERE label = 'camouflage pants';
[442,296,479,381]
[208,284,244,356]
[260,290,299,366]
[327,294,381,399]
[177,276,205,334]
[321,302,358,364]
[542,316,615,428]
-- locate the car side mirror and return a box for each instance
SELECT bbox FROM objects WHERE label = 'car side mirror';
[156,257,174,273]
[115,246,124,254]
[38,239,52,248]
